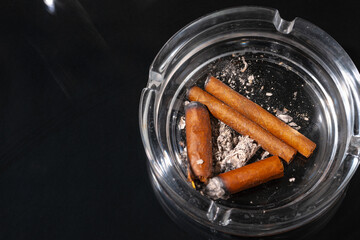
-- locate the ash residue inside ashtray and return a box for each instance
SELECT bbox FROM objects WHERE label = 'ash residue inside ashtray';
[177,53,314,199]
[207,54,313,122]
[213,121,260,174]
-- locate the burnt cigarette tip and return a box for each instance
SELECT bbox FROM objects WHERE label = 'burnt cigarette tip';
[204,177,227,199]
[185,101,207,112]
[204,75,215,88]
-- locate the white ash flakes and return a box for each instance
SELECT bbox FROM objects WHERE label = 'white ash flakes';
[293,91,298,100]
[246,74,254,86]
[276,113,293,123]
[260,151,270,160]
[240,56,248,72]
[288,122,300,130]
[214,122,260,174]
[204,177,227,200]
[299,113,309,121]
[196,159,204,165]
[275,108,301,130]
[178,115,186,130]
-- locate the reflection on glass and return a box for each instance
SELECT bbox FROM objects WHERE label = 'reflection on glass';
[44,0,56,14]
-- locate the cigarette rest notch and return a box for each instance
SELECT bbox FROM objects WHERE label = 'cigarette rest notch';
[206,201,233,226]
[273,10,295,34]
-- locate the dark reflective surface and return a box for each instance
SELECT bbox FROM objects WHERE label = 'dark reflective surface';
[0,0,359,239]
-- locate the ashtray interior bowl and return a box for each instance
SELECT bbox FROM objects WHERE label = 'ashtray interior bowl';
[139,6,360,237]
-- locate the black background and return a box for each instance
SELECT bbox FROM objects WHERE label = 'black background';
[0,0,360,239]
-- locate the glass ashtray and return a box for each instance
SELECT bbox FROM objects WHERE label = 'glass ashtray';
[139,6,360,237]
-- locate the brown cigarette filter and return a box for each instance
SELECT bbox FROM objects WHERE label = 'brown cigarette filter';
[218,156,284,194]
[188,86,296,163]
[185,102,213,182]
[205,76,316,158]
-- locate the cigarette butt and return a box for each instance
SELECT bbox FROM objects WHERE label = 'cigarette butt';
[218,156,284,194]
[185,102,213,182]
[205,76,316,158]
[188,86,296,163]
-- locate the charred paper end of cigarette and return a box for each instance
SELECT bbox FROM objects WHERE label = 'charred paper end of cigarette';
[205,156,284,199]
[185,101,213,183]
